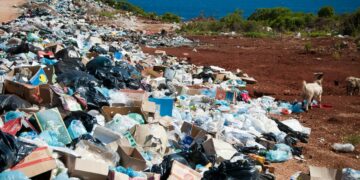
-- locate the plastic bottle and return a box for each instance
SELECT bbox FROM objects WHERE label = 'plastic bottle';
[332,143,355,152]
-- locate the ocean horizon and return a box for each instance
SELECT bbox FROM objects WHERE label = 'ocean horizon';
[127,0,360,20]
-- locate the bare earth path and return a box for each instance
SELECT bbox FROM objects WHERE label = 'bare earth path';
[0,0,27,23]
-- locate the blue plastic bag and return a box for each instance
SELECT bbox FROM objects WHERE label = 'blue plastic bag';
[4,111,25,122]
[39,130,65,147]
[266,144,292,162]
[67,120,87,140]
[0,171,29,180]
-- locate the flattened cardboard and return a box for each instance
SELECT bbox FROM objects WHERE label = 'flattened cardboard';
[67,156,109,180]
[202,138,237,162]
[168,161,202,180]
[309,166,342,180]
[117,146,146,171]
[11,147,57,178]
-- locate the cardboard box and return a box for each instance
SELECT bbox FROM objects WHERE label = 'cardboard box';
[108,171,160,180]
[310,166,342,180]
[117,89,148,107]
[117,146,146,171]
[102,100,156,122]
[11,147,57,178]
[67,156,109,180]
[39,84,60,106]
[181,121,209,143]
[4,66,54,104]
[130,124,168,155]
[168,161,202,180]
[202,138,237,162]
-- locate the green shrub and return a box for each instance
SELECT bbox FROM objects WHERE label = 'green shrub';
[220,9,244,31]
[341,9,360,36]
[304,42,312,53]
[344,133,360,145]
[146,12,158,20]
[318,6,335,18]
[248,7,291,22]
[161,12,181,23]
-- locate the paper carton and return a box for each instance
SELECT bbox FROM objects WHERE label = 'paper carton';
[102,100,156,122]
[11,147,57,178]
[168,160,202,180]
[4,66,54,104]
[117,146,147,171]
[67,156,109,180]
[202,138,237,162]
[108,171,160,180]
[130,124,168,155]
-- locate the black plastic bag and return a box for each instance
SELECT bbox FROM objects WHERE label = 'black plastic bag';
[0,95,32,114]
[89,44,108,54]
[56,70,98,89]
[80,86,109,110]
[149,153,190,180]
[0,130,37,172]
[63,111,98,132]
[6,41,29,55]
[273,118,308,143]
[86,56,112,74]
[203,156,259,180]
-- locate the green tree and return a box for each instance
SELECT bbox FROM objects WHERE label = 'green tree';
[318,6,335,17]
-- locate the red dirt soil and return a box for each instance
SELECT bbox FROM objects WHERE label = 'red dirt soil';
[143,36,360,179]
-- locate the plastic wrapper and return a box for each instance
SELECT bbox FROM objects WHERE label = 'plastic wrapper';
[342,168,360,180]
[111,166,147,178]
[0,95,32,114]
[74,139,119,167]
[67,120,87,140]
[0,130,37,172]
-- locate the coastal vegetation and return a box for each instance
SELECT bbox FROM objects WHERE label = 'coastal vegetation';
[95,0,360,37]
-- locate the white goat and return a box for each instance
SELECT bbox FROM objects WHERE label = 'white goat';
[302,74,323,111]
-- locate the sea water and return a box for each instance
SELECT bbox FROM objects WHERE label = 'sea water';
[127,0,360,20]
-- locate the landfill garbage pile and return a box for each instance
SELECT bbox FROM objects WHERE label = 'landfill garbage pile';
[0,0,359,180]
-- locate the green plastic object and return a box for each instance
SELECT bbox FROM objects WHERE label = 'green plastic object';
[127,113,145,124]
